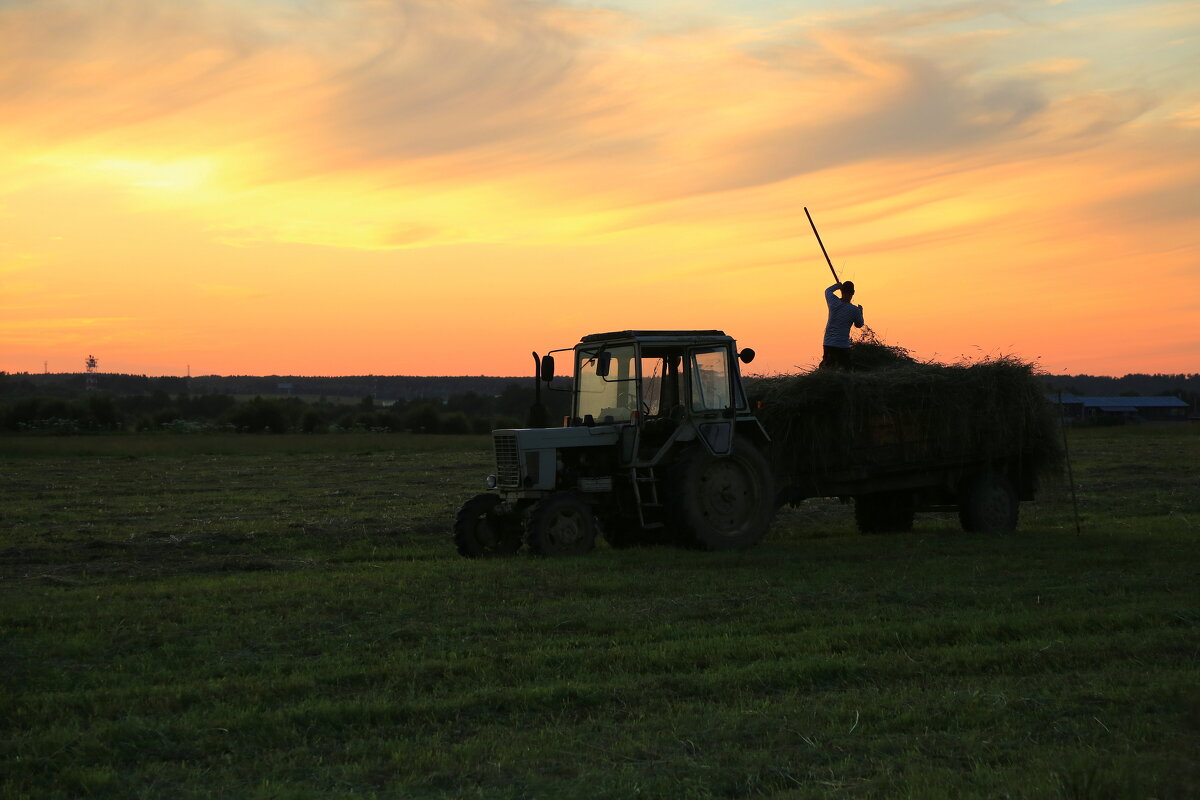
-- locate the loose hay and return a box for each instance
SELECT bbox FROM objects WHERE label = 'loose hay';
[753,331,1064,489]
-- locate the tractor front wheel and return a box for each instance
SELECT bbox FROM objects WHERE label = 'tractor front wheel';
[526,492,597,556]
[453,493,523,557]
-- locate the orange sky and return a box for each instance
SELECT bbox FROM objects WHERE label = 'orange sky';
[2,0,1197,378]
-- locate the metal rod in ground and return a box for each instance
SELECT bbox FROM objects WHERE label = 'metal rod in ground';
[1059,391,1083,535]
[804,206,840,285]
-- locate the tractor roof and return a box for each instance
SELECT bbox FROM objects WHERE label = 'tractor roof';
[579,330,729,345]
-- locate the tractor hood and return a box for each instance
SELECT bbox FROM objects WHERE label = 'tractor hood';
[491,425,621,491]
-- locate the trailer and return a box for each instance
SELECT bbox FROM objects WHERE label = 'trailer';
[452,330,1059,556]
[756,353,1059,535]
[772,409,1038,534]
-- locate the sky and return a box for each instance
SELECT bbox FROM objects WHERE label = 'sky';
[1,0,1197,378]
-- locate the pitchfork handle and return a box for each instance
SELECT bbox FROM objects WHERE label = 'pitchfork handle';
[804,207,840,285]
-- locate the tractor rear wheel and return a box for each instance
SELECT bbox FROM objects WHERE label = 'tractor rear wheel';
[526,492,597,556]
[666,441,774,551]
[958,472,1019,533]
[453,493,523,557]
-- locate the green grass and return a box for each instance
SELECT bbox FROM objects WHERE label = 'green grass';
[2,426,1197,799]
[0,432,489,458]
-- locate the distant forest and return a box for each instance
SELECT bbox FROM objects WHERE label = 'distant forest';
[1038,373,1199,400]
[0,372,573,435]
[1,369,1196,434]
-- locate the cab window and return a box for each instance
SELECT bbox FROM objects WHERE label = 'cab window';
[689,347,731,411]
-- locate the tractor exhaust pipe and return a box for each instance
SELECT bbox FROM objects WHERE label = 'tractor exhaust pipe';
[527,351,549,428]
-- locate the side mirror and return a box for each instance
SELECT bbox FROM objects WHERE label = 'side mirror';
[540,354,555,382]
[738,348,756,364]
[595,351,612,378]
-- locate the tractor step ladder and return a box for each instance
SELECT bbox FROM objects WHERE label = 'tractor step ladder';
[631,466,664,529]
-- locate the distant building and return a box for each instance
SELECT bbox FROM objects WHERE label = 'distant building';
[1052,394,1191,423]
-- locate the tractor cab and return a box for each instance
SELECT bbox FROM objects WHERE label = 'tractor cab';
[453,330,774,558]
[546,330,763,463]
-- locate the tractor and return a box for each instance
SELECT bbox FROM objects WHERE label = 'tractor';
[452,330,773,556]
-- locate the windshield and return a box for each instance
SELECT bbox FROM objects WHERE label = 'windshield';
[576,344,637,423]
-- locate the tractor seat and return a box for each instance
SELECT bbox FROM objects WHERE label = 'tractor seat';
[641,405,685,446]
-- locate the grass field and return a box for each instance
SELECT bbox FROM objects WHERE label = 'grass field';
[2,427,1197,799]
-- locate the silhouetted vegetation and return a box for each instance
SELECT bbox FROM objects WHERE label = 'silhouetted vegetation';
[2,368,1192,435]
[0,372,569,435]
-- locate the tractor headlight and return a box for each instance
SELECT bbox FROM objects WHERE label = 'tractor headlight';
[486,474,498,489]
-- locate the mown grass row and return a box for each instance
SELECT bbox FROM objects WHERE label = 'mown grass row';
[2,426,1197,798]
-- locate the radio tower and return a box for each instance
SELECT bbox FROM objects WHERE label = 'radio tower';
[85,355,98,392]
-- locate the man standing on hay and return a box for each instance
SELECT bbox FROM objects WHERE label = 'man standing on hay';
[820,281,865,369]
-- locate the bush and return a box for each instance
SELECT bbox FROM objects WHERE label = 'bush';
[225,396,291,433]
[301,409,328,433]
[403,403,441,433]
[438,411,471,435]
[81,394,121,429]
[1,394,121,432]
[153,408,182,427]
[183,393,236,418]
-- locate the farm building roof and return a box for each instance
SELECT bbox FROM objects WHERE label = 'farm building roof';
[1052,394,1189,409]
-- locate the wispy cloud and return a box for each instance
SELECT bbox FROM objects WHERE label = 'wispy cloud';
[1,0,1187,210]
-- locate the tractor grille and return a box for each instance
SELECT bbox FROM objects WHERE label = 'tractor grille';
[494,433,520,488]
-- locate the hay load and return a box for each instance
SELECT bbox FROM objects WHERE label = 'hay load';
[753,333,1064,494]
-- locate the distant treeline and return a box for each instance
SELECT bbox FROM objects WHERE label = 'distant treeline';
[4,372,541,402]
[1040,373,1200,402]
[0,372,571,434]
[1,370,1195,434]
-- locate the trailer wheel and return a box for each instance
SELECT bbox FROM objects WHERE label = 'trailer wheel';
[959,472,1019,533]
[526,492,597,556]
[666,441,774,551]
[453,493,523,558]
[854,492,915,534]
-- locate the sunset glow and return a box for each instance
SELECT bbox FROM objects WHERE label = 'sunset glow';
[2,0,1197,377]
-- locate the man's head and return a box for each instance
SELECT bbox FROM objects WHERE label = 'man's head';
[840,280,855,300]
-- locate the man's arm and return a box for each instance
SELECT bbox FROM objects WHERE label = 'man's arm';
[854,304,865,328]
[825,283,840,306]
